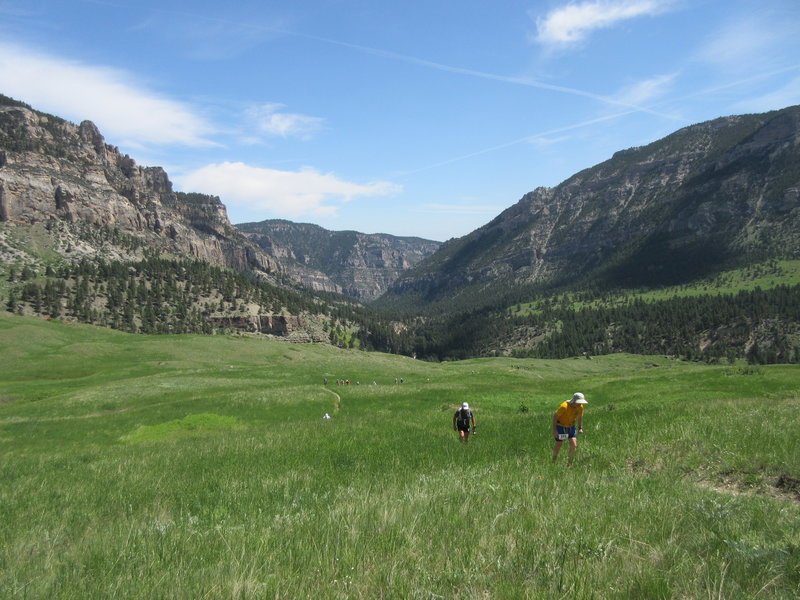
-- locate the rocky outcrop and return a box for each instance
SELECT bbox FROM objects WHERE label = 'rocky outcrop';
[0,103,280,276]
[208,314,302,334]
[207,314,329,342]
[238,220,440,300]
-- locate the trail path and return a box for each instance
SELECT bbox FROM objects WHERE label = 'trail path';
[322,386,342,414]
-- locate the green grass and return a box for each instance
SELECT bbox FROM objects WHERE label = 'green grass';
[1,312,799,599]
[513,259,800,315]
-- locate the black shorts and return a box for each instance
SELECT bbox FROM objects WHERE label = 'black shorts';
[457,423,471,432]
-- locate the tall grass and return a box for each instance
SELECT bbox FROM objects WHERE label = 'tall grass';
[1,312,798,598]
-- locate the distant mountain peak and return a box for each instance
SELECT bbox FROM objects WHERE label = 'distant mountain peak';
[236,219,440,301]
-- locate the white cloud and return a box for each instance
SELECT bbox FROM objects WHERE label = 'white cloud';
[246,103,324,139]
[534,0,672,46]
[526,135,572,148]
[0,42,215,148]
[175,162,401,218]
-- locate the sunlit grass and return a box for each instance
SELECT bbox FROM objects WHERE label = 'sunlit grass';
[513,259,800,315]
[1,312,798,599]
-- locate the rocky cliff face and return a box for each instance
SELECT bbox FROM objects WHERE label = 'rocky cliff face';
[238,220,440,301]
[382,105,800,309]
[0,101,279,276]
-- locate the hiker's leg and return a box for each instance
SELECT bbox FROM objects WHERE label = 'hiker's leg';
[552,440,563,461]
[567,437,578,464]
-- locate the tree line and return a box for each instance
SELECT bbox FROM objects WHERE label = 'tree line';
[405,284,800,364]
[5,255,799,364]
[6,256,361,339]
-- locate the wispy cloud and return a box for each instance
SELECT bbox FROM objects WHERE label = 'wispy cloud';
[59,4,681,123]
[688,10,800,112]
[612,73,679,107]
[132,10,288,61]
[0,2,42,18]
[0,41,215,149]
[695,11,800,74]
[232,19,680,121]
[420,203,503,216]
[396,110,639,176]
[174,162,401,218]
[245,103,325,140]
[92,2,679,118]
[732,76,800,114]
[534,0,674,46]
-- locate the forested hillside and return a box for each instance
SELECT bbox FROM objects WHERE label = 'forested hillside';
[3,253,406,349]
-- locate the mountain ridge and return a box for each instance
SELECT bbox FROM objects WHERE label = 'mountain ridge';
[236,219,440,301]
[0,95,436,300]
[378,105,800,312]
[2,92,798,362]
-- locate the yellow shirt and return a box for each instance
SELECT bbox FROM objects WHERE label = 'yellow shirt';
[555,401,583,427]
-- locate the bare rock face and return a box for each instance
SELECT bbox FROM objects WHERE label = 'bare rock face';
[238,220,441,301]
[0,104,280,277]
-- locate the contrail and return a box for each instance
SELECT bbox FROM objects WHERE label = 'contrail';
[666,63,800,103]
[81,0,681,121]
[280,30,683,122]
[395,63,800,177]
[394,110,638,177]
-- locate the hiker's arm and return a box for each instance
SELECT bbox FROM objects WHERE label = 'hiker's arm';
[577,414,583,433]
[552,413,558,436]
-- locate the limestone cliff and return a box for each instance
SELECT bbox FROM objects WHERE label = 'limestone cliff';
[237,220,440,301]
[0,101,279,276]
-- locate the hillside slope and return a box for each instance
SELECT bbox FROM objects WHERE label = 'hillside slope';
[380,105,800,312]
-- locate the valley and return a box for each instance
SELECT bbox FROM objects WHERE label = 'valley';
[1,95,799,363]
[3,4,800,599]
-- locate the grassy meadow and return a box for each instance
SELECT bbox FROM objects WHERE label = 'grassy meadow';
[1,311,799,599]
[512,259,800,315]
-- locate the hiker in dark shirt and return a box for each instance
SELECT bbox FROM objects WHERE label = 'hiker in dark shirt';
[453,402,476,443]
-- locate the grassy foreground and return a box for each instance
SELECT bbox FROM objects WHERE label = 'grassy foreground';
[1,312,799,599]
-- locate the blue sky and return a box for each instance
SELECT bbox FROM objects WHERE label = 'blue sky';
[2,1,799,241]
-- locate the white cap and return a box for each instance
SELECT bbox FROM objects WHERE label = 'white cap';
[462,402,469,410]
[571,393,588,404]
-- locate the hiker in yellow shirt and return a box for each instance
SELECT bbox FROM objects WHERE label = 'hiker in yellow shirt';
[552,393,588,465]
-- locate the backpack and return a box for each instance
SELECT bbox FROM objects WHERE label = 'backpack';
[456,408,472,427]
